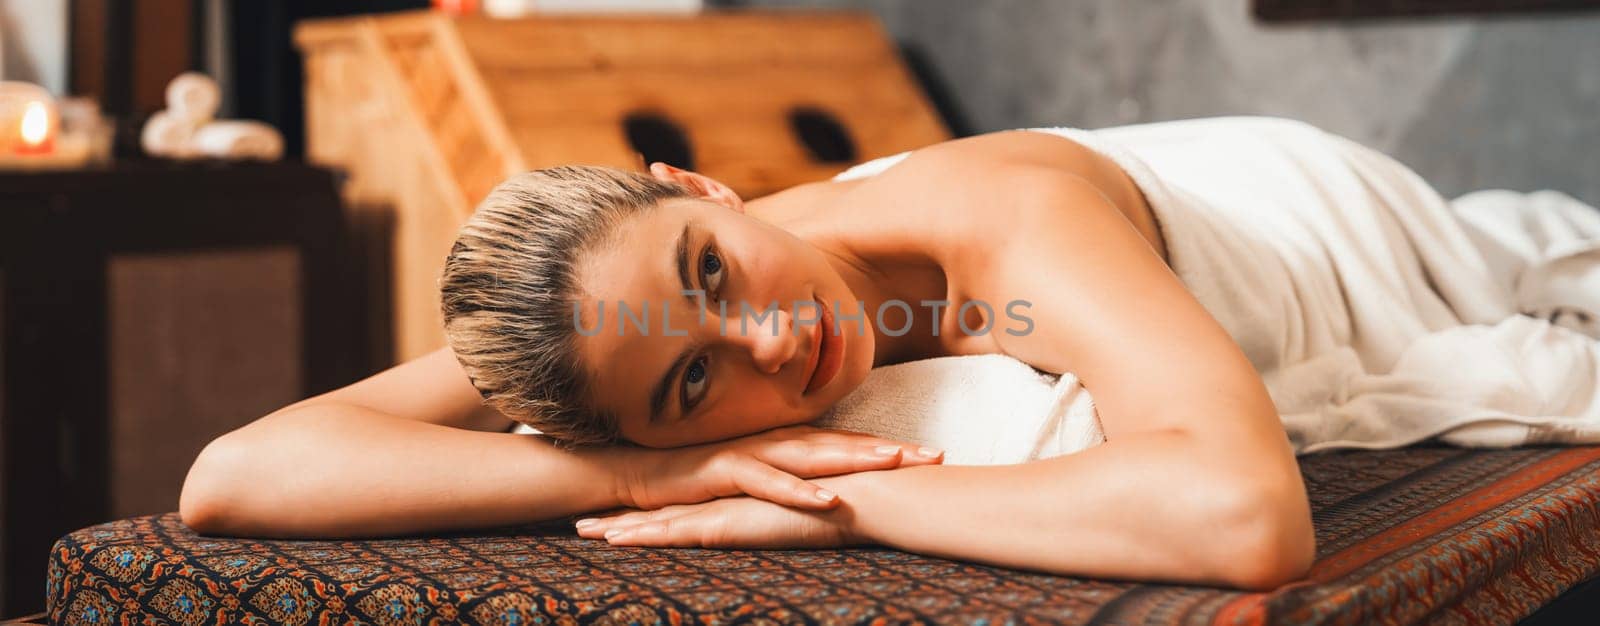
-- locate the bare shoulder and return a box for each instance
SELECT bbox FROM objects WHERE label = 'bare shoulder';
[885,130,1136,193]
[848,130,1153,246]
[828,130,1283,445]
[948,167,1278,442]
[907,129,1106,163]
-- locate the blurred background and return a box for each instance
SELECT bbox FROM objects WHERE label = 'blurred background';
[6,0,1595,199]
[0,0,1596,617]
[750,0,1600,204]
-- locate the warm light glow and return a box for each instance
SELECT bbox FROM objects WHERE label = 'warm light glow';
[20,101,50,146]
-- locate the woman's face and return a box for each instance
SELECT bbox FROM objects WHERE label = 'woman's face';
[573,171,876,448]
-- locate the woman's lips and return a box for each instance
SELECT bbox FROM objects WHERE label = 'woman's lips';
[800,308,823,390]
[805,299,844,394]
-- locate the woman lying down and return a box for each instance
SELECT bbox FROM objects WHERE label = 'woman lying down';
[180,116,1600,592]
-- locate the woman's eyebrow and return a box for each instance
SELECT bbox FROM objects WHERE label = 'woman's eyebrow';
[674,222,693,296]
[648,347,692,424]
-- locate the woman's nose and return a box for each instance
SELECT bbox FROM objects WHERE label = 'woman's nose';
[730,305,799,374]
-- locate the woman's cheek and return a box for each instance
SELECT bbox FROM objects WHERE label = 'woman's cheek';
[710,387,763,432]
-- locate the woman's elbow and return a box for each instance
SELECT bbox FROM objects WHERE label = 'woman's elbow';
[1225,529,1316,591]
[177,493,225,535]
[1217,479,1318,591]
[179,434,251,535]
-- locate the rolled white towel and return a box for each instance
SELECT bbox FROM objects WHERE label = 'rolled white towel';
[190,120,284,161]
[139,110,200,158]
[166,72,220,122]
[813,354,1105,465]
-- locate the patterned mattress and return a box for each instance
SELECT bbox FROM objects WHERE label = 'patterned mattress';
[45,444,1600,625]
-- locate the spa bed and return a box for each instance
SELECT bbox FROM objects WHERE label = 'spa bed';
[41,443,1600,625]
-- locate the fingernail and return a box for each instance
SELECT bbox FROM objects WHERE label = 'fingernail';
[874,445,902,455]
[574,518,597,529]
[917,447,942,457]
[815,489,837,502]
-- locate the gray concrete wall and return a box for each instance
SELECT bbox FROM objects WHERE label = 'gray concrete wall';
[747,0,1600,205]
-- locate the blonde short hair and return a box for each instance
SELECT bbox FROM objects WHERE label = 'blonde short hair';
[440,165,690,447]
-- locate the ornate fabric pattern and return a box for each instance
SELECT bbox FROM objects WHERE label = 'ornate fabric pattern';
[46,444,1600,625]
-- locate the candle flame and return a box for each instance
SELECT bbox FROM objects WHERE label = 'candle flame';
[20,101,50,146]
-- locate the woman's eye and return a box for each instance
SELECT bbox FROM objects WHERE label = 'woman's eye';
[700,248,724,296]
[682,356,710,409]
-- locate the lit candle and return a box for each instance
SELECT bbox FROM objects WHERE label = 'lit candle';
[16,99,54,154]
[0,81,93,170]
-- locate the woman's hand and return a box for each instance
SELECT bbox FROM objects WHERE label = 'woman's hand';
[575,495,863,549]
[610,425,942,512]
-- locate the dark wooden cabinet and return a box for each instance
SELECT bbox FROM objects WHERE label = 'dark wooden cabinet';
[0,162,374,616]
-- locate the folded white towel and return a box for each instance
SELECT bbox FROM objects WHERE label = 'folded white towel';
[189,120,284,161]
[165,72,220,123]
[141,72,284,161]
[139,110,200,159]
[812,355,1104,465]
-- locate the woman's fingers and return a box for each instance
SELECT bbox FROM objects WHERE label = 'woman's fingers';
[859,442,944,467]
[900,445,945,466]
[648,427,944,513]
[755,439,944,477]
[792,427,945,467]
[719,456,840,511]
[600,513,710,547]
[743,426,944,469]
[770,425,900,447]
[755,440,902,475]
[575,505,693,539]
[768,441,902,475]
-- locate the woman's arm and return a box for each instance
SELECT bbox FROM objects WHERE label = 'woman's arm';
[180,347,940,538]
[870,138,1315,587]
[583,435,1309,590]
[833,434,1309,590]
[180,402,623,537]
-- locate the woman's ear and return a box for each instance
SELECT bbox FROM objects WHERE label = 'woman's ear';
[649,162,745,213]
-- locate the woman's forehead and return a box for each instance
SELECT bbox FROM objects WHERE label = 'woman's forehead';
[569,212,698,427]
[575,209,689,302]
[575,196,739,300]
